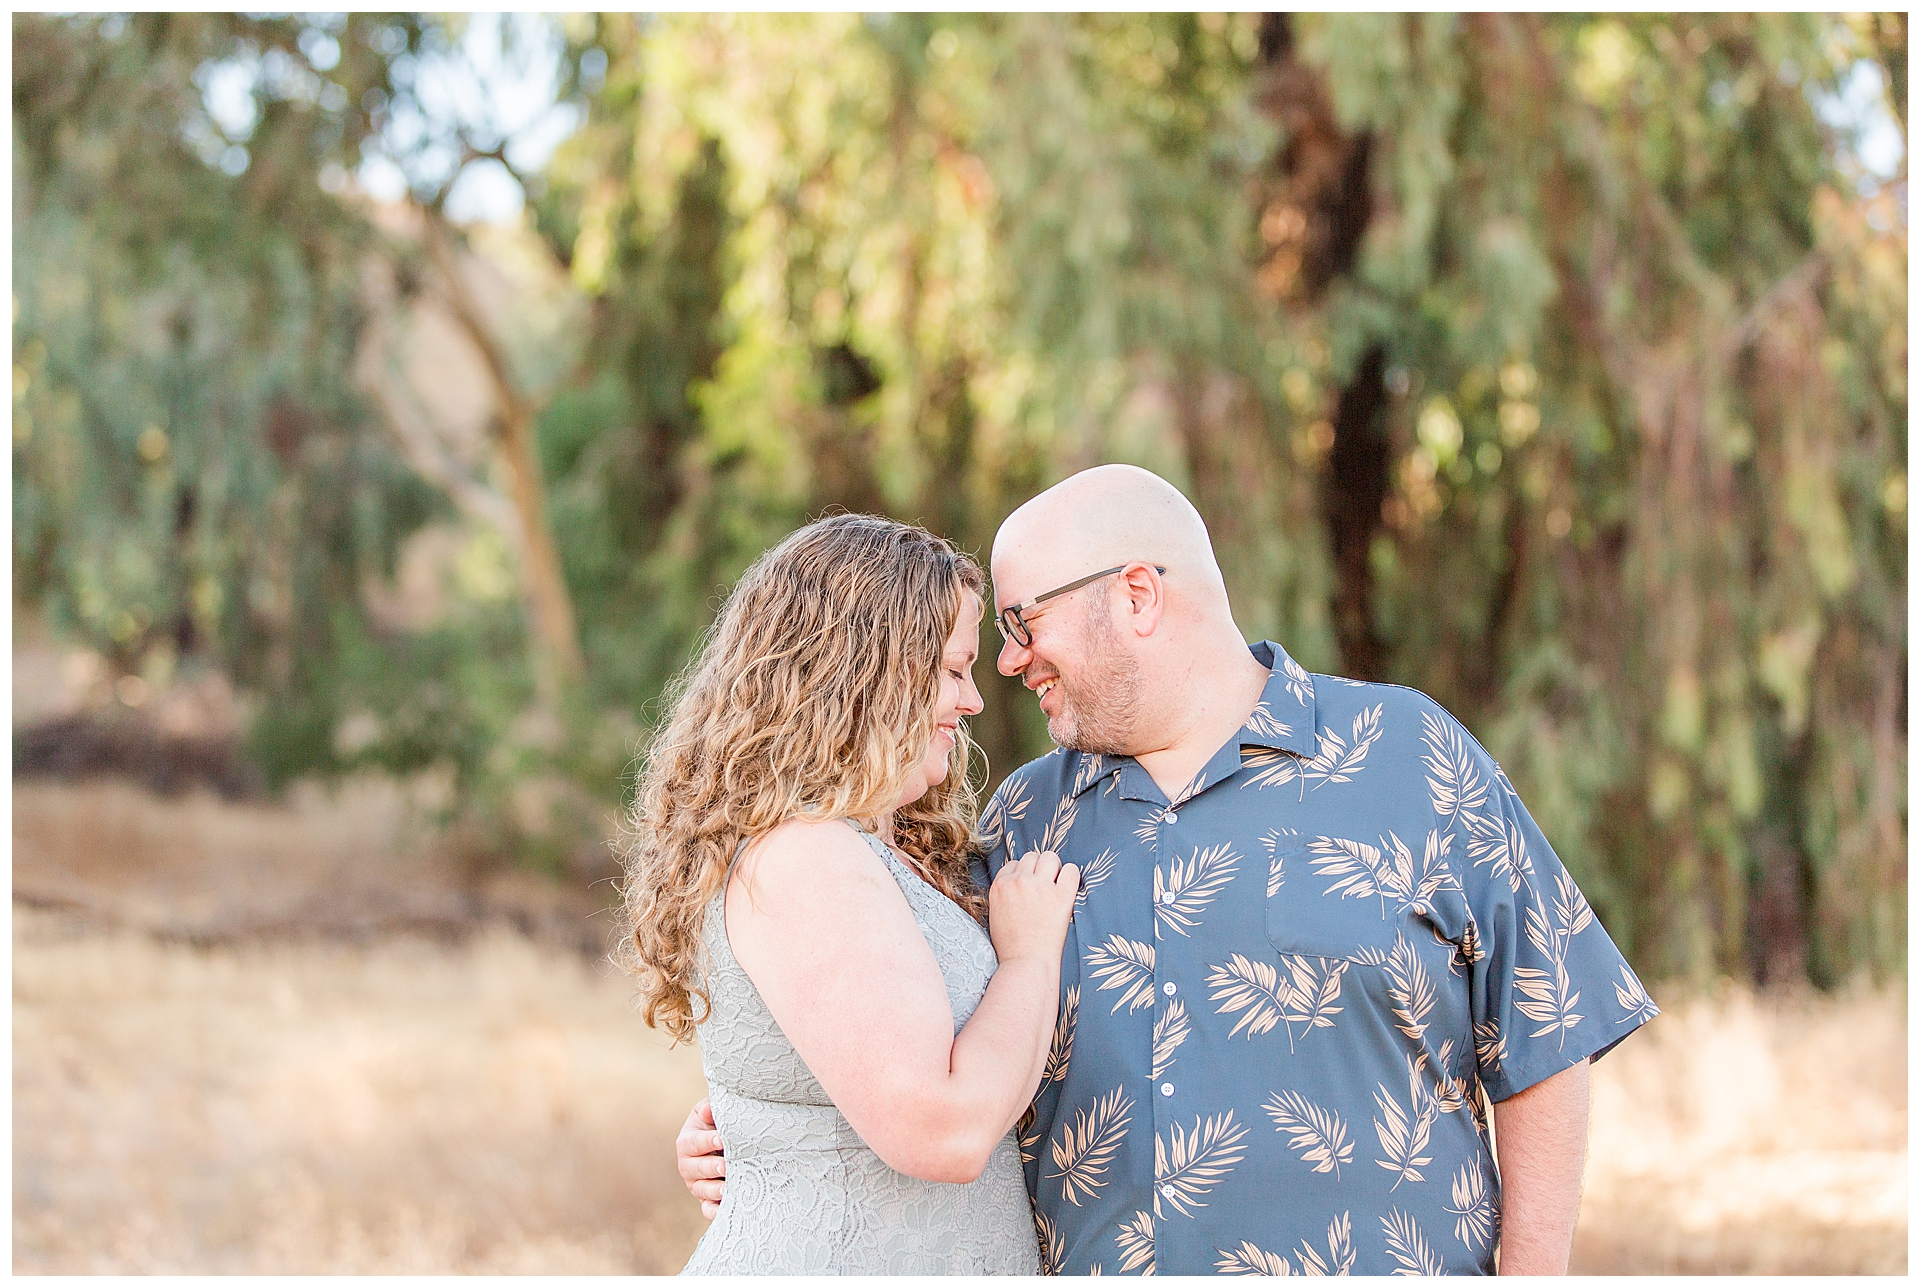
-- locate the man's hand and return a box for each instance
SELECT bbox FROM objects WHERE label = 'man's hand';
[1492,1058,1589,1274]
[675,1097,727,1220]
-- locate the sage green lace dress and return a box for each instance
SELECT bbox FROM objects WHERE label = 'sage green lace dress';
[680,823,1040,1276]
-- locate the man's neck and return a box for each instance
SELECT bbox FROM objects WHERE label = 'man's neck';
[1130,643,1271,801]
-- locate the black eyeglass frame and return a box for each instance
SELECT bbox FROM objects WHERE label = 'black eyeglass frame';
[994,563,1167,647]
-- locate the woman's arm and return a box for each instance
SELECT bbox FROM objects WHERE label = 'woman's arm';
[726,818,1076,1183]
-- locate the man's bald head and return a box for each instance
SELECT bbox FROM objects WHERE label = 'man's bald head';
[989,464,1268,760]
[991,464,1228,610]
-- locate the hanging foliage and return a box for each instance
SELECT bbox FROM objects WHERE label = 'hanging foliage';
[13,12,1905,983]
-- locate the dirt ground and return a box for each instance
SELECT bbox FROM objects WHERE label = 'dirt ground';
[11,779,1908,1274]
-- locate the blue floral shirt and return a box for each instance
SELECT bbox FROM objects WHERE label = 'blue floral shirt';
[978,642,1657,1275]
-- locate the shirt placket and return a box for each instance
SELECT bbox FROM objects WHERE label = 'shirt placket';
[1147,794,1183,1268]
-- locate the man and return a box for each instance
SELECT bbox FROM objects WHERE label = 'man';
[679,464,1655,1274]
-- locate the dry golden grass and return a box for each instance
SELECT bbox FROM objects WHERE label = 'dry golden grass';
[1572,977,1907,1274]
[13,908,710,1273]
[10,779,1907,1273]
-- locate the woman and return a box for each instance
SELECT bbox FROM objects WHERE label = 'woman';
[618,514,1078,1275]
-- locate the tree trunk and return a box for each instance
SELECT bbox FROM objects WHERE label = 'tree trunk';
[421,213,584,696]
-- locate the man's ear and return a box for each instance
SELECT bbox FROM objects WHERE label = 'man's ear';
[1116,562,1164,637]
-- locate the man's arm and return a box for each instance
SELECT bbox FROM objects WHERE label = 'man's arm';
[676,1098,725,1220]
[1491,1058,1589,1274]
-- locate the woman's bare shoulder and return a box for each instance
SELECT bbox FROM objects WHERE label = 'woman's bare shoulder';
[734,817,888,893]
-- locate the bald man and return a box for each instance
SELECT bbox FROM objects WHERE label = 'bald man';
[678,464,1655,1275]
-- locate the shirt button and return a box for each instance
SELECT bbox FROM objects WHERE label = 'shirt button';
[1160,1183,1177,1200]
[1162,981,1177,996]
[1159,890,1177,905]
[1163,811,1178,825]
[1160,1082,1174,1097]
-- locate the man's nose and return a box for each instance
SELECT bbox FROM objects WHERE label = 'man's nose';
[996,633,1029,677]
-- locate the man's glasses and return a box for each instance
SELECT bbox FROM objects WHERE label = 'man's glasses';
[994,564,1166,647]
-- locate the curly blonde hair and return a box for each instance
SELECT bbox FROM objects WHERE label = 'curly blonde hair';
[616,514,989,1043]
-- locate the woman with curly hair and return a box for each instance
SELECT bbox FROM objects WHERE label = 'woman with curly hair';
[618,513,1077,1275]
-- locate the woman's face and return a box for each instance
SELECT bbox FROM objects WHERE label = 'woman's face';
[897,590,985,810]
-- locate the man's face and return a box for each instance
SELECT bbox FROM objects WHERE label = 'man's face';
[994,564,1142,754]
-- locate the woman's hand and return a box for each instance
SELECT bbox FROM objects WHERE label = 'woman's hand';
[988,849,1080,967]
[676,1097,726,1220]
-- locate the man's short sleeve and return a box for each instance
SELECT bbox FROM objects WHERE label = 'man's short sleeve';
[1448,722,1659,1102]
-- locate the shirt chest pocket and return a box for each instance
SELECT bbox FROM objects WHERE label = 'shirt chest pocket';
[1263,839,1402,962]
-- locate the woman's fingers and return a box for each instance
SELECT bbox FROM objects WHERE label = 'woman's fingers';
[675,1095,726,1189]
[678,1145,727,1182]
[996,849,1069,882]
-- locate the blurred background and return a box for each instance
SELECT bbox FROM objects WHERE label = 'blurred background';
[11,12,1906,1273]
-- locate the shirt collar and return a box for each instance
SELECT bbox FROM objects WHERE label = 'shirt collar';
[1059,641,1318,801]
[1240,640,1318,757]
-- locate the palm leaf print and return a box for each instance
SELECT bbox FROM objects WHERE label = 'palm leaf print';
[1036,1209,1064,1275]
[1283,954,1349,1042]
[1294,1211,1355,1276]
[1134,813,1165,846]
[1554,868,1595,937]
[1382,1209,1444,1275]
[1128,810,1159,852]
[1260,829,1297,896]
[1086,934,1158,1013]
[1416,828,1463,903]
[1263,1088,1353,1178]
[1512,958,1583,1046]
[1018,1105,1040,1165]
[1041,792,1080,855]
[1454,918,1487,971]
[1469,811,1536,895]
[1150,997,1190,1080]
[1516,896,1584,1045]
[1430,1038,1473,1116]
[1045,986,1079,1084]
[1382,933,1436,1041]
[982,774,1032,838]
[984,778,1037,864]
[1522,899,1558,959]
[1307,835,1384,902]
[1207,953,1290,1041]
[1240,745,1303,792]
[1244,698,1296,743]
[1075,848,1119,909]
[1420,710,1488,826]
[1472,1018,1507,1073]
[1088,1264,1104,1276]
[1048,1086,1134,1206]
[1445,1162,1497,1250]
[1380,831,1417,906]
[1372,1056,1437,1189]
[1216,1241,1293,1275]
[1614,964,1658,1025]
[1153,1110,1249,1218]
[1304,703,1383,789]
[1114,1210,1156,1274]
[1154,843,1240,939]
[1070,752,1107,798]
[1281,652,1313,704]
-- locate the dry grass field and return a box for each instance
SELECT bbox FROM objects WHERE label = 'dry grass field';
[11,778,1908,1274]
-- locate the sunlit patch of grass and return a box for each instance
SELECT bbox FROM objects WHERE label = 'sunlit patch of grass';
[13,908,710,1273]
[1572,978,1907,1274]
[10,780,1905,1273]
